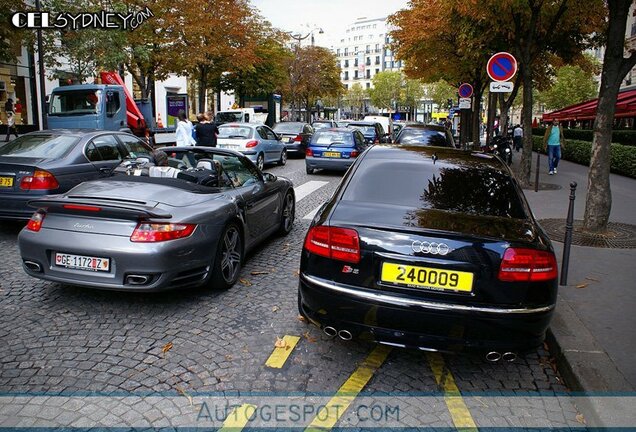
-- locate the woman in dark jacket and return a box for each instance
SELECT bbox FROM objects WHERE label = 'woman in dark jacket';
[195,113,219,147]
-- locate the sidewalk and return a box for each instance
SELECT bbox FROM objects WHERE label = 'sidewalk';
[513,151,635,424]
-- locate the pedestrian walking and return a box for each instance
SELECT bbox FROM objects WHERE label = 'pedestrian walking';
[175,110,196,146]
[4,98,18,142]
[195,112,219,147]
[513,124,523,151]
[543,119,566,175]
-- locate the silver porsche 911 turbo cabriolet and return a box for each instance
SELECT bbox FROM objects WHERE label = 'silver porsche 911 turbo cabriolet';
[18,147,295,291]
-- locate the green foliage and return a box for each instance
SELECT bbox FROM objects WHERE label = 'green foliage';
[368,71,402,111]
[0,0,31,63]
[401,78,425,111]
[344,83,367,117]
[426,80,457,108]
[536,65,598,110]
[532,128,636,147]
[531,136,636,178]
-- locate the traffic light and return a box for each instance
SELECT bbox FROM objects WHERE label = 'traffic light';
[447,99,453,109]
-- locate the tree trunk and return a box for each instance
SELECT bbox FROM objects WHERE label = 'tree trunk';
[471,86,484,146]
[498,93,509,137]
[198,66,207,114]
[583,0,636,232]
[518,62,534,186]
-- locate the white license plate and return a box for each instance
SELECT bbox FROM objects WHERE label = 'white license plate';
[54,252,110,272]
[220,144,239,150]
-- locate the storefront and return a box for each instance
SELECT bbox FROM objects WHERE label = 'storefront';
[1,46,39,134]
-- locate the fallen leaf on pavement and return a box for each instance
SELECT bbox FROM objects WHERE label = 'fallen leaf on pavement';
[303,331,317,343]
[251,270,270,276]
[576,413,586,425]
[162,342,173,355]
[239,278,252,286]
[272,306,280,312]
[225,354,233,361]
[294,270,300,277]
[274,337,289,349]
[297,314,307,323]
[176,386,194,406]
[576,283,589,289]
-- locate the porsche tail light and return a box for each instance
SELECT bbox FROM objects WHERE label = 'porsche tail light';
[130,223,196,242]
[304,226,360,263]
[26,211,45,232]
[245,140,259,148]
[294,134,303,142]
[306,148,314,157]
[63,204,101,212]
[20,170,59,191]
[498,248,558,282]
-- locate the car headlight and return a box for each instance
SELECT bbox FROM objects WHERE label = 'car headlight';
[505,148,511,153]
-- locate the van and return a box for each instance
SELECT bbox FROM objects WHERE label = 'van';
[215,108,268,125]
[363,115,393,138]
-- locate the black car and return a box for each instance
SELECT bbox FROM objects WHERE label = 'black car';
[346,121,390,144]
[273,122,313,156]
[0,130,154,220]
[394,124,456,148]
[299,145,558,354]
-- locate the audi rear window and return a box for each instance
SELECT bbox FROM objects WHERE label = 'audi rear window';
[0,135,80,159]
[343,160,526,219]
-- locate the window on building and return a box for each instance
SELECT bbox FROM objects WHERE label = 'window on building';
[366,83,371,89]
[354,58,358,66]
[366,45,370,53]
[375,44,380,52]
[344,48,348,56]
[336,49,340,56]
[373,24,377,29]
[344,59,349,67]
[354,71,359,79]
[375,68,379,75]
[375,56,380,65]
[344,71,349,80]
[366,70,370,79]
[345,84,348,89]
[366,57,371,65]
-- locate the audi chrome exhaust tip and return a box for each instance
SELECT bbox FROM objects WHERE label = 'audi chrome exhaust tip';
[338,330,353,341]
[23,261,42,272]
[323,326,338,338]
[125,275,151,285]
[502,352,517,362]
[486,351,502,362]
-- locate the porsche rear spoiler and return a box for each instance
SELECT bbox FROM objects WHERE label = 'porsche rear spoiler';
[27,197,172,219]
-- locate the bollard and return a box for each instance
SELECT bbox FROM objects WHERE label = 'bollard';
[534,152,540,192]
[560,182,577,286]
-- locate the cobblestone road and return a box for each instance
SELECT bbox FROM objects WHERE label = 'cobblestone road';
[0,157,587,429]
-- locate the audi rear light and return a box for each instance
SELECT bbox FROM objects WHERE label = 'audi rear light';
[25,211,45,232]
[130,223,196,242]
[20,170,59,191]
[294,134,303,142]
[498,248,558,282]
[306,148,314,157]
[245,140,259,148]
[304,226,360,263]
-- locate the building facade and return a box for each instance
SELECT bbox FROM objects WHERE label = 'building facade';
[332,16,402,91]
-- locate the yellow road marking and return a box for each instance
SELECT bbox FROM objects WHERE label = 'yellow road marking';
[218,403,257,431]
[305,344,392,431]
[427,352,478,431]
[265,335,300,368]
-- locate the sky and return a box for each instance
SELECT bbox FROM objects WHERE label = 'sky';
[250,0,410,47]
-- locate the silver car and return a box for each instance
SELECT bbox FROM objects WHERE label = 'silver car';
[217,123,287,170]
[18,147,295,292]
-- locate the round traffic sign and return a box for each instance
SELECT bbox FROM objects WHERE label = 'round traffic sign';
[487,52,518,82]
[458,83,473,98]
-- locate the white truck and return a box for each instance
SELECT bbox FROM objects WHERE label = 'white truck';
[215,108,268,125]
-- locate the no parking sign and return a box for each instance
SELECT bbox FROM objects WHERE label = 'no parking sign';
[487,52,518,82]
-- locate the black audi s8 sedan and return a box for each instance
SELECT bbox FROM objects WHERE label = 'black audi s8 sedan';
[298,145,558,354]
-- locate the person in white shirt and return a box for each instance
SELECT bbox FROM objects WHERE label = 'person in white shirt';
[175,110,196,146]
[513,124,523,152]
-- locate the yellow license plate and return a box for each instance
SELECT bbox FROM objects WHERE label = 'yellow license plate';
[322,152,341,158]
[380,262,474,292]
[0,177,14,187]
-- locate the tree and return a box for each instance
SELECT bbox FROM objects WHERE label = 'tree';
[401,78,425,120]
[368,71,402,112]
[538,64,599,110]
[344,83,366,119]
[426,80,457,109]
[0,0,31,63]
[584,0,636,233]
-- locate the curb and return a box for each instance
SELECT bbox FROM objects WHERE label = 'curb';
[546,295,634,427]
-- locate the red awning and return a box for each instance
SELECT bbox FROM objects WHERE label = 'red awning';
[542,89,636,122]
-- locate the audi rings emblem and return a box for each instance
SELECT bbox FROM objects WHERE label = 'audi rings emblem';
[411,241,451,255]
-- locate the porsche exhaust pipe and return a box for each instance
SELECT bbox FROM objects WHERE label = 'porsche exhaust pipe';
[23,261,42,272]
[486,351,502,362]
[338,330,353,341]
[126,275,151,285]
[323,326,337,338]
[502,352,517,362]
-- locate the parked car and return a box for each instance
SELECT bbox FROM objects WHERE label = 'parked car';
[299,145,558,354]
[346,121,390,144]
[0,129,154,221]
[363,115,393,138]
[18,147,295,292]
[305,128,368,174]
[217,123,286,170]
[312,120,339,131]
[273,122,314,157]
[394,124,456,148]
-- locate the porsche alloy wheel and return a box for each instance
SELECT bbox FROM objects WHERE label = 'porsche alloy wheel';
[210,224,242,289]
[279,191,295,235]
